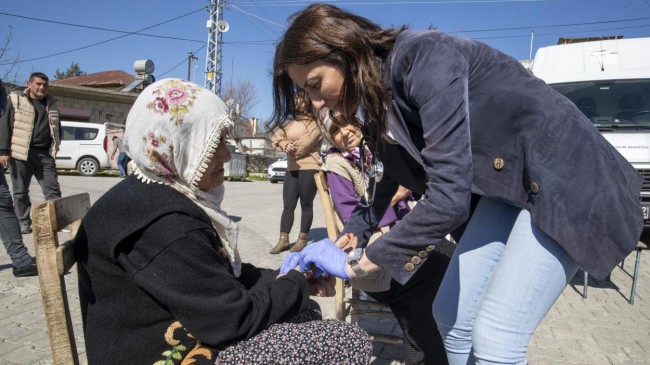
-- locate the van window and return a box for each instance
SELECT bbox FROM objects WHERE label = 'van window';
[62,126,99,141]
[550,79,650,128]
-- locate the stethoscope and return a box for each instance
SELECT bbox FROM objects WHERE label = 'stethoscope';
[358,129,384,208]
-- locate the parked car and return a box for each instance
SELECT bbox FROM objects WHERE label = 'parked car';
[267,156,287,183]
[57,121,112,176]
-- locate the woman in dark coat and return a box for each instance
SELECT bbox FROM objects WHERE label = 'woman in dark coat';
[273,4,643,364]
[74,78,371,365]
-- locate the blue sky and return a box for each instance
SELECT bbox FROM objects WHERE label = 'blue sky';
[2,0,650,123]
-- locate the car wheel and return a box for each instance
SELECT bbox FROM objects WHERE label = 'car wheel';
[270,179,278,184]
[77,157,99,176]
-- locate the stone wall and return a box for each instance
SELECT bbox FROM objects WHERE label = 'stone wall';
[55,95,133,125]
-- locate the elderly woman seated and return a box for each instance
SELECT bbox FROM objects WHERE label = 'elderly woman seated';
[74,79,371,365]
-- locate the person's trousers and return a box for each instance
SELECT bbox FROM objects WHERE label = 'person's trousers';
[0,171,32,267]
[9,148,62,225]
[280,170,318,234]
[369,239,456,365]
[117,152,129,176]
[432,197,579,365]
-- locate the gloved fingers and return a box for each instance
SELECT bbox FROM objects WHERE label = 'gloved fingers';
[299,257,312,274]
[279,252,302,274]
[312,265,327,278]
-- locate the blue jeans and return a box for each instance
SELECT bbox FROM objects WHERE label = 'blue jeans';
[0,171,32,268]
[117,152,129,176]
[433,197,578,365]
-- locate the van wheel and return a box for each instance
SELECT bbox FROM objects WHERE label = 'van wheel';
[77,157,99,176]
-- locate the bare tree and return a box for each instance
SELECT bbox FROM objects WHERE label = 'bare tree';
[0,26,23,87]
[222,79,259,118]
[222,79,261,153]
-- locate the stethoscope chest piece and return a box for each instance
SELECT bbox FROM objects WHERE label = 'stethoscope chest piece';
[368,160,384,183]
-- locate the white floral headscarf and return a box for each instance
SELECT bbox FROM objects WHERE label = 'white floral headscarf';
[123,78,241,276]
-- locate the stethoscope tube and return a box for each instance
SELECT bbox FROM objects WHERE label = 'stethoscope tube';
[358,132,384,208]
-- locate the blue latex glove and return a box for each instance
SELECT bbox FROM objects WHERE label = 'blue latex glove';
[298,238,351,281]
[279,252,302,275]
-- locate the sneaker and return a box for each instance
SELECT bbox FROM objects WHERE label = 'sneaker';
[13,261,38,277]
[19,222,32,234]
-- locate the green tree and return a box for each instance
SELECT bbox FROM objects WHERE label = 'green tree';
[54,62,86,80]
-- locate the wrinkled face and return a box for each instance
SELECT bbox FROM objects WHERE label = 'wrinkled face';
[196,137,231,191]
[330,123,362,151]
[27,77,49,100]
[288,60,344,113]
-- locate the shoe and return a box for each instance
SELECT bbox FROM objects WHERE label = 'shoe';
[290,232,309,252]
[270,233,290,254]
[13,261,38,277]
[19,222,32,234]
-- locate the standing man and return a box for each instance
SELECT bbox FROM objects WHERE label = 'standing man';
[110,136,129,177]
[0,72,62,235]
[0,78,38,276]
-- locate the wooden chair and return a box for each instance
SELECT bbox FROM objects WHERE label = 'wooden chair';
[314,171,403,345]
[32,193,91,365]
[581,241,648,304]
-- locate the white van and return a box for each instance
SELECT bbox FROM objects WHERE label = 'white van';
[532,37,650,227]
[57,121,112,176]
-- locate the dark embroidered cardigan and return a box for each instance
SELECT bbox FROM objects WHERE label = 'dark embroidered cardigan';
[75,176,310,364]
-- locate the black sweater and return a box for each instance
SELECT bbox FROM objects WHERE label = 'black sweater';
[75,176,310,364]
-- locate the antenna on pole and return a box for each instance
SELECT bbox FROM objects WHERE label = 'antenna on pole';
[529,30,534,60]
[205,0,228,96]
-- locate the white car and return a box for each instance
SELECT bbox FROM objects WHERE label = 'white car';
[267,157,287,183]
[57,121,112,176]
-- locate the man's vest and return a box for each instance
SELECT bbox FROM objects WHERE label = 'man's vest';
[8,91,61,161]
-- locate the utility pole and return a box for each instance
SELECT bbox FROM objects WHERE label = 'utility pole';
[205,0,227,96]
[187,51,198,81]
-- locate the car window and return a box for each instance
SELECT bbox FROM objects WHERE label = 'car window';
[62,126,99,141]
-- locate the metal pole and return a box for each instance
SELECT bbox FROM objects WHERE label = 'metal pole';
[205,0,226,96]
[187,51,198,81]
[188,52,192,81]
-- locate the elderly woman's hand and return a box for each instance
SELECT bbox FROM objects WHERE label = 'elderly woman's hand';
[307,275,336,297]
[390,185,411,206]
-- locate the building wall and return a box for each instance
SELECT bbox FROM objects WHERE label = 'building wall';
[56,95,133,125]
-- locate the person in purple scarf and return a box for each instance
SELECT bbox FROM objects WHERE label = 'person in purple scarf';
[320,114,452,365]
[323,120,412,232]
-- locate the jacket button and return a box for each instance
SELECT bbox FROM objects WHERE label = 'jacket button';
[426,245,435,252]
[530,182,540,194]
[493,158,504,171]
[418,251,428,258]
[404,262,415,272]
[411,256,422,265]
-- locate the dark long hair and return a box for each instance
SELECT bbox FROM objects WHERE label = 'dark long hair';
[270,3,404,141]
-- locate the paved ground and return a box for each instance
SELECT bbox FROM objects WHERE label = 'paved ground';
[0,174,649,364]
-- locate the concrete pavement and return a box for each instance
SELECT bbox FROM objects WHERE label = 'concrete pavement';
[0,175,648,364]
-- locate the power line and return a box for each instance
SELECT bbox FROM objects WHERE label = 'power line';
[234,0,552,5]
[473,22,650,40]
[0,8,205,65]
[450,16,650,34]
[233,0,284,38]
[158,46,207,78]
[0,10,205,44]
[228,4,287,29]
